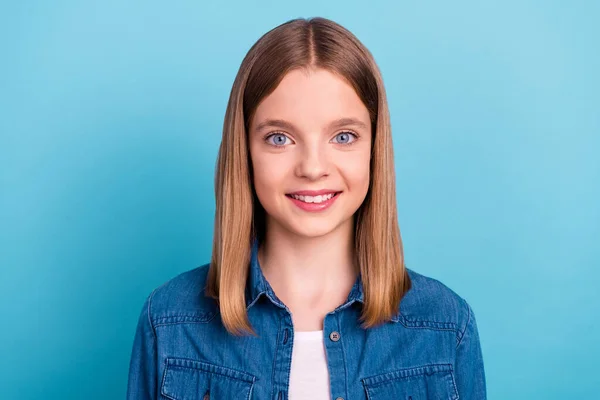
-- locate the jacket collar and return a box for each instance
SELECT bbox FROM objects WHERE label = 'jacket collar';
[245,238,365,310]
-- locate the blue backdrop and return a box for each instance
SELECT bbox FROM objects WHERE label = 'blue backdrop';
[1,1,598,398]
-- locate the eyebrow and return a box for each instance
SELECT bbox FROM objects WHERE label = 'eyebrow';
[254,117,369,133]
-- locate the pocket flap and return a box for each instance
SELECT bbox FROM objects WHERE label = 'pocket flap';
[161,357,255,400]
[362,363,458,400]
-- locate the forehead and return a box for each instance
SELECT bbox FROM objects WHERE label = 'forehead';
[251,68,370,130]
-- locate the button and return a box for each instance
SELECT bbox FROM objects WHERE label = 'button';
[335,397,344,400]
[329,331,340,341]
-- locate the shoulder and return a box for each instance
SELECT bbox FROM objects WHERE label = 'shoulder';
[399,267,474,341]
[145,262,218,327]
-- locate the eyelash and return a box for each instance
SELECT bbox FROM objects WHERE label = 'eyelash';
[263,131,360,148]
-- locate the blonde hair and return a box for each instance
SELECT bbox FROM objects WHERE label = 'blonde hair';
[206,17,411,336]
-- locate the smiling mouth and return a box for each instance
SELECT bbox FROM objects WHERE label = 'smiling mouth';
[285,192,342,204]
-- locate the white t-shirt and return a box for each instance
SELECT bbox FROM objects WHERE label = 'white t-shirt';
[288,330,331,400]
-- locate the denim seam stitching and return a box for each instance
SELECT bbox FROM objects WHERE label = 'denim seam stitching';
[361,363,454,387]
[148,287,158,341]
[456,298,471,348]
[449,369,459,399]
[246,290,265,310]
[152,313,217,326]
[283,314,293,400]
[160,357,174,400]
[270,314,281,400]
[153,313,215,319]
[164,358,255,383]
[154,321,214,328]
[397,318,457,331]
[398,314,458,327]
[337,312,350,400]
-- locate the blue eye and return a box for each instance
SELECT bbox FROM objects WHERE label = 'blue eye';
[332,131,357,145]
[265,133,291,147]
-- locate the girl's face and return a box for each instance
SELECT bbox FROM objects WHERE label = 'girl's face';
[249,68,372,239]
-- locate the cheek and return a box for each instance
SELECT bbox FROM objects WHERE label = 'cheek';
[250,153,288,205]
[340,153,371,192]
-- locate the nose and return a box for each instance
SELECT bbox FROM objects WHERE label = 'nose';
[294,141,330,180]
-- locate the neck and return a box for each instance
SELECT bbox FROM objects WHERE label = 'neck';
[258,217,358,309]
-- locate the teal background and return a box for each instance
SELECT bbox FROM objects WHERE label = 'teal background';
[1,0,598,398]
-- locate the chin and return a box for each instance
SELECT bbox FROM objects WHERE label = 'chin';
[294,228,335,239]
[286,219,346,239]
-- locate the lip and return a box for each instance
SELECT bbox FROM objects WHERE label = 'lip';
[286,189,341,196]
[286,191,341,212]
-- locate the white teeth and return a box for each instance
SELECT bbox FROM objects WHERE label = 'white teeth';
[291,193,335,203]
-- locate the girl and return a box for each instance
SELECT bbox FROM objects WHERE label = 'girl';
[127,17,486,400]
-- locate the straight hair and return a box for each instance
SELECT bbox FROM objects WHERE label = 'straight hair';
[206,17,411,336]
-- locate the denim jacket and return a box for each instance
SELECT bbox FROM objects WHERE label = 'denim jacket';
[127,239,487,399]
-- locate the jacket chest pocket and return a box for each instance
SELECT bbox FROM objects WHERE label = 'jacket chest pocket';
[361,363,458,400]
[160,357,256,400]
